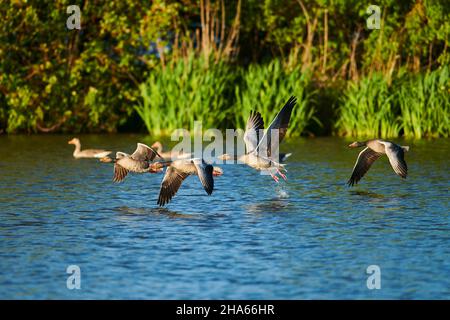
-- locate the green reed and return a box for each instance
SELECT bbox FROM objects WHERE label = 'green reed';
[397,66,449,138]
[136,57,317,136]
[234,60,319,137]
[336,74,401,138]
[135,54,236,136]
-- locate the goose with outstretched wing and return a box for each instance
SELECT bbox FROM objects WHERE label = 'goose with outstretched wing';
[219,96,297,182]
[99,143,162,182]
[347,139,409,186]
[156,158,221,206]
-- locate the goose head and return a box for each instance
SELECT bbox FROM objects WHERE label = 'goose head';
[212,166,223,177]
[68,138,80,145]
[348,141,366,148]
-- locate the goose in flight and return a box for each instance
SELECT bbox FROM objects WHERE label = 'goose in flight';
[218,96,297,182]
[156,158,219,206]
[347,139,410,186]
[68,138,111,159]
[105,143,162,182]
[151,141,192,160]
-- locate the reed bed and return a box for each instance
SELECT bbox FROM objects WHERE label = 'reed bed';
[336,67,449,139]
[234,60,319,137]
[397,66,449,138]
[336,74,400,138]
[135,55,236,136]
[137,58,318,136]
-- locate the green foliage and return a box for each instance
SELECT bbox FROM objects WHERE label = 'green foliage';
[0,0,449,138]
[336,67,450,139]
[398,66,449,138]
[234,60,318,136]
[336,74,401,138]
[135,55,237,136]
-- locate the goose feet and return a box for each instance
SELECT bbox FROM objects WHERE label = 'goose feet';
[277,168,287,181]
[270,173,280,183]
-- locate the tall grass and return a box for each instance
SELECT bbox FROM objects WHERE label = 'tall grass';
[336,74,401,138]
[234,60,319,137]
[397,66,449,138]
[135,54,236,136]
[137,57,317,136]
[136,56,448,139]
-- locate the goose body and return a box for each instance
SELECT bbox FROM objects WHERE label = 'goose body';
[68,138,111,159]
[347,139,410,186]
[112,143,162,182]
[218,96,297,182]
[157,158,216,206]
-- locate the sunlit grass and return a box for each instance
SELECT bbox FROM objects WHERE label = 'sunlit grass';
[398,66,449,138]
[135,54,236,136]
[234,60,319,137]
[336,74,401,138]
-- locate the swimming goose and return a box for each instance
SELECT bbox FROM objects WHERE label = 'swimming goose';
[218,96,297,182]
[151,141,192,160]
[68,138,111,159]
[111,143,162,182]
[156,158,217,206]
[347,139,410,186]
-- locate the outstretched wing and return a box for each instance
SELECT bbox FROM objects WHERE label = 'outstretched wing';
[385,143,408,178]
[131,143,161,161]
[255,96,296,158]
[157,166,189,206]
[192,159,214,195]
[243,110,264,153]
[348,147,383,186]
[113,163,129,183]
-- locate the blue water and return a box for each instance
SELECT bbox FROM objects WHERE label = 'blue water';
[0,135,448,299]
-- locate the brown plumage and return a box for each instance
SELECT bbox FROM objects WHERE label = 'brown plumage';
[347,139,409,186]
[157,158,215,206]
[111,144,162,183]
[218,95,296,182]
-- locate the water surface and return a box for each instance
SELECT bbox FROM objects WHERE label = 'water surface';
[0,135,448,299]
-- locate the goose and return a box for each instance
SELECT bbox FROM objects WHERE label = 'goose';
[106,143,162,183]
[68,138,111,159]
[151,141,192,160]
[155,158,220,206]
[218,96,297,182]
[347,139,410,186]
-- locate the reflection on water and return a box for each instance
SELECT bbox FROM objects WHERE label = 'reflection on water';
[0,135,449,299]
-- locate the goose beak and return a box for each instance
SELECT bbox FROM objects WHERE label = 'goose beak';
[99,157,112,163]
[348,142,359,148]
[213,167,223,177]
[68,139,75,144]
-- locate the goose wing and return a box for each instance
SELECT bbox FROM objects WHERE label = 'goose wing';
[385,143,408,178]
[243,110,264,153]
[192,159,214,195]
[348,147,383,186]
[131,143,161,161]
[255,96,296,158]
[113,163,129,183]
[157,166,189,206]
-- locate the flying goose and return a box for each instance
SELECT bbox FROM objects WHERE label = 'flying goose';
[151,141,192,160]
[218,96,297,182]
[107,143,162,182]
[347,139,410,186]
[68,138,111,159]
[156,158,220,206]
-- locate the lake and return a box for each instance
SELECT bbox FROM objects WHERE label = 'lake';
[0,134,448,299]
